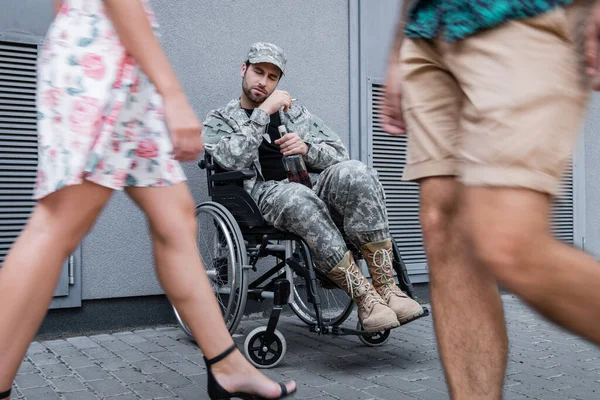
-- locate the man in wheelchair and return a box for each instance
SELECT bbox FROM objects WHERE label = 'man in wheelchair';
[202,42,423,332]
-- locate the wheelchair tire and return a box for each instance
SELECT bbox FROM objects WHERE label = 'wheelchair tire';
[244,327,287,369]
[356,321,392,347]
[172,202,248,338]
[289,241,354,327]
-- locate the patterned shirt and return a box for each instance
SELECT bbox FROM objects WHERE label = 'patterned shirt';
[405,0,574,42]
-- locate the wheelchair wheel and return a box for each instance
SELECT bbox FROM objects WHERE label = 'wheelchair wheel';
[244,327,287,369]
[356,321,392,347]
[289,242,354,327]
[173,202,248,338]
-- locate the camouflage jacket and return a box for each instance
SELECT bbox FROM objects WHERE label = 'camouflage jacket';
[202,99,349,195]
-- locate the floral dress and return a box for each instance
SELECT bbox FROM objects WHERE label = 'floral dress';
[33,0,187,200]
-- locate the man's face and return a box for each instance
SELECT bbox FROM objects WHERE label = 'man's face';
[241,62,281,105]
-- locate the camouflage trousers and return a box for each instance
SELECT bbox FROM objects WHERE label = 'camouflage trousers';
[252,160,390,274]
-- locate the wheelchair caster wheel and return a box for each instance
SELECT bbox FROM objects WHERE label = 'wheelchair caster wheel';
[244,327,287,369]
[357,321,392,347]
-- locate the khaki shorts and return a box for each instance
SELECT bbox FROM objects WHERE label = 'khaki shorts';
[400,1,592,195]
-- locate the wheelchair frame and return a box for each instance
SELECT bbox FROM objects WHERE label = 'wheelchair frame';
[172,154,429,368]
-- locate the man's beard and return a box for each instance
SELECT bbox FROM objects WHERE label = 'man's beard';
[242,77,269,105]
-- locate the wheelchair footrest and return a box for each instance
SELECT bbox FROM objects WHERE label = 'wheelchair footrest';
[399,306,430,326]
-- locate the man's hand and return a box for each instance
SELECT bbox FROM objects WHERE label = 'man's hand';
[275,133,308,156]
[164,92,204,161]
[585,2,600,90]
[382,60,406,135]
[259,90,293,115]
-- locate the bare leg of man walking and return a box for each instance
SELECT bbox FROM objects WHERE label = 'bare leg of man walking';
[420,178,508,399]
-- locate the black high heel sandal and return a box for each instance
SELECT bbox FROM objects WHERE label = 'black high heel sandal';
[0,388,11,399]
[204,344,296,400]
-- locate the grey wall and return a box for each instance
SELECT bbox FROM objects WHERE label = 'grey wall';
[358,0,401,80]
[355,0,403,162]
[0,0,54,39]
[81,0,350,299]
[584,94,600,259]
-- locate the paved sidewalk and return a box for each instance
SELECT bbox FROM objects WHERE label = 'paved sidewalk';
[11,295,600,399]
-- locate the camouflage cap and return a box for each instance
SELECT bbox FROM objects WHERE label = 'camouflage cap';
[246,42,287,75]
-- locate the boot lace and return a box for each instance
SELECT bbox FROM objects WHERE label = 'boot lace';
[338,263,382,310]
[368,248,395,287]
[369,249,407,299]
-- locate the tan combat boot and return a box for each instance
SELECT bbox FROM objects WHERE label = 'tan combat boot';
[360,239,424,324]
[327,251,399,332]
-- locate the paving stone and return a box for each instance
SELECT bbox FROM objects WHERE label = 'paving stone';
[43,339,71,348]
[282,370,335,388]
[87,379,132,397]
[325,372,375,389]
[371,374,429,393]
[134,328,160,335]
[503,391,536,400]
[105,395,141,400]
[290,382,326,399]
[410,388,451,400]
[67,336,100,349]
[17,361,36,375]
[148,371,193,389]
[129,381,173,399]
[148,336,181,348]
[181,353,207,366]
[319,383,374,400]
[38,363,72,378]
[414,377,450,393]
[100,340,136,353]
[50,375,87,393]
[89,334,115,342]
[364,385,415,400]
[20,386,60,399]
[28,352,60,366]
[111,368,151,385]
[155,327,179,332]
[131,341,166,354]
[150,351,186,366]
[164,343,201,357]
[185,374,207,390]
[116,333,149,345]
[62,390,101,400]
[49,346,83,358]
[118,349,152,363]
[98,357,130,372]
[26,342,47,355]
[75,366,112,382]
[60,355,95,369]
[132,359,169,375]
[82,347,117,360]
[14,373,49,390]
[135,330,164,339]
[169,360,204,376]
[170,384,208,400]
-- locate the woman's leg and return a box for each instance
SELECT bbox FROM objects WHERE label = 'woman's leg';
[125,183,296,398]
[0,181,113,395]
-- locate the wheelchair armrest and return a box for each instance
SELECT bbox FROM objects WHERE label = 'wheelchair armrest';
[210,170,256,183]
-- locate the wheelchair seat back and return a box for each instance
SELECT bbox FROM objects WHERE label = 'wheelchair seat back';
[200,154,266,228]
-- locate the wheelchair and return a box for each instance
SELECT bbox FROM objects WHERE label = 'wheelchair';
[172,154,429,369]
